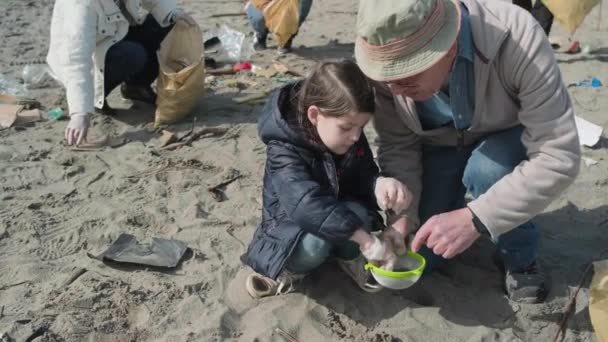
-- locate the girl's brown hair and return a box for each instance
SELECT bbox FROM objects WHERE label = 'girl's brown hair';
[292,59,375,140]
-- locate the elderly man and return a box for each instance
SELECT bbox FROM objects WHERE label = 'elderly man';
[47,0,195,145]
[356,0,580,303]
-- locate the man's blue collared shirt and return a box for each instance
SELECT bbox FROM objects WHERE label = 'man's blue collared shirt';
[416,3,475,131]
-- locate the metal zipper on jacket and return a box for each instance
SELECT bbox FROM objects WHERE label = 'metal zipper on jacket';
[323,153,340,197]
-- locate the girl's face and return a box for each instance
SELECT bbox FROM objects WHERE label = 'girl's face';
[307,106,372,155]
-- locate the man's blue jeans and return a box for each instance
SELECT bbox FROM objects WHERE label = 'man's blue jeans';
[246,0,314,37]
[285,201,373,274]
[104,15,172,95]
[418,126,540,273]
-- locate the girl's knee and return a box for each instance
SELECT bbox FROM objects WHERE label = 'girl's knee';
[286,234,332,273]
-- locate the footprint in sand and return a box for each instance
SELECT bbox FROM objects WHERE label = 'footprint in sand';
[35,224,82,261]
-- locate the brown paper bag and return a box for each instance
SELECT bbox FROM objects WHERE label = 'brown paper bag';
[263,0,299,47]
[155,21,205,128]
[590,259,608,342]
[541,0,600,34]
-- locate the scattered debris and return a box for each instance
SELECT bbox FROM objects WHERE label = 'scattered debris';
[253,66,279,78]
[47,107,64,121]
[96,155,111,169]
[22,64,57,89]
[582,157,599,167]
[210,12,245,18]
[127,159,215,179]
[61,267,87,288]
[273,61,302,77]
[159,129,177,147]
[16,109,42,124]
[0,94,40,109]
[224,79,249,90]
[0,74,28,97]
[274,327,299,342]
[207,65,239,76]
[568,77,602,88]
[86,170,106,186]
[160,126,230,151]
[0,104,20,128]
[207,168,242,202]
[575,116,603,147]
[233,62,252,71]
[91,233,189,268]
[0,280,31,291]
[0,104,44,128]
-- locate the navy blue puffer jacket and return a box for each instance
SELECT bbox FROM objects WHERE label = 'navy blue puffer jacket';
[244,82,380,279]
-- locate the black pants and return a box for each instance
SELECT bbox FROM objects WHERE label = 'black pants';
[104,15,173,94]
[512,0,554,36]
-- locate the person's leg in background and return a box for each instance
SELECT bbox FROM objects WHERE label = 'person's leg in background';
[246,3,270,50]
[119,14,173,103]
[247,0,314,53]
[277,0,313,54]
[513,0,554,37]
[102,40,148,114]
[512,0,532,12]
[416,145,471,273]
[462,126,545,303]
[531,0,554,36]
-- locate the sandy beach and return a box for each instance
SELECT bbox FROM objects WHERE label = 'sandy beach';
[1,0,607,341]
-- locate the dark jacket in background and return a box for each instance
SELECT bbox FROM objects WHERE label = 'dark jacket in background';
[244,82,380,279]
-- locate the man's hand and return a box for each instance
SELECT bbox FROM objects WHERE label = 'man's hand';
[411,208,480,259]
[374,177,412,214]
[65,113,90,146]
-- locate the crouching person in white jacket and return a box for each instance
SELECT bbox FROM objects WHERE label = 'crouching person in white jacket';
[47,0,195,145]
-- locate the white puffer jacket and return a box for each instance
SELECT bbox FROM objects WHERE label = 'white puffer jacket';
[46,0,178,115]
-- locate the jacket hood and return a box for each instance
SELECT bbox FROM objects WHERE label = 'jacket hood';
[257,82,323,151]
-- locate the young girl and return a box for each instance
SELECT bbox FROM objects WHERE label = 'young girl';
[244,60,412,298]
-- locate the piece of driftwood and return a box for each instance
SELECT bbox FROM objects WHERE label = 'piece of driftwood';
[207,168,242,202]
[210,12,245,18]
[61,268,87,288]
[160,126,230,150]
[551,246,608,342]
[274,328,299,342]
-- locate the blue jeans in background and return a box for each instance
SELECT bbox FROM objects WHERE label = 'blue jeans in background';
[246,0,314,38]
[417,126,540,273]
[285,201,374,274]
[104,14,172,95]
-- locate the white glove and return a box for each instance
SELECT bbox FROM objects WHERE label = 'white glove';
[360,235,397,270]
[65,113,90,146]
[381,227,407,255]
[374,177,412,214]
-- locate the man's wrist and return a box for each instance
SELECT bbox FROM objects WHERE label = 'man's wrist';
[468,207,489,236]
[391,216,410,235]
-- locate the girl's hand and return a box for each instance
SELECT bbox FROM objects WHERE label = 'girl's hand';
[359,235,397,270]
[374,177,412,214]
[381,227,407,255]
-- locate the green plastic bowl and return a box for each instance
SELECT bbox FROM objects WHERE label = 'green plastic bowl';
[364,251,426,290]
